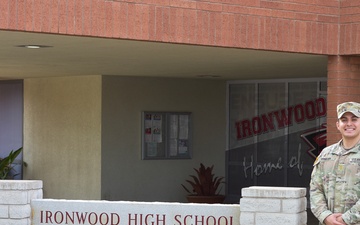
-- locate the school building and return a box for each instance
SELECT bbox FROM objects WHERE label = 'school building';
[0,0,359,203]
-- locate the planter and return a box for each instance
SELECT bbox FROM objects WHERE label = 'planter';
[186,195,225,204]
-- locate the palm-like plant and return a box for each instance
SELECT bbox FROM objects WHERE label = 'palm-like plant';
[0,147,22,179]
[182,163,224,196]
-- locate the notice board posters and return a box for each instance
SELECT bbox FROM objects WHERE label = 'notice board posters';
[142,112,192,159]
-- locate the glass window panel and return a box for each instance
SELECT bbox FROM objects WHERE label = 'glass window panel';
[226,79,327,203]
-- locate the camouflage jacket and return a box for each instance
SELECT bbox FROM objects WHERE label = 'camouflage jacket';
[310,140,360,224]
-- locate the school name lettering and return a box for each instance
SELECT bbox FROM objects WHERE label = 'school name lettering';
[40,211,120,225]
[39,211,233,225]
[235,97,326,140]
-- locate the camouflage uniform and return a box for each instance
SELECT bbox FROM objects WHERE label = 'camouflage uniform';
[310,140,360,225]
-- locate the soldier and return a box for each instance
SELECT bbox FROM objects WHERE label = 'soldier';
[310,102,360,225]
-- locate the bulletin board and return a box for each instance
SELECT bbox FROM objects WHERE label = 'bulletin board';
[142,111,192,159]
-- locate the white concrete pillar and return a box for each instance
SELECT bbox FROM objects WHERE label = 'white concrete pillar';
[240,186,307,225]
[0,180,43,225]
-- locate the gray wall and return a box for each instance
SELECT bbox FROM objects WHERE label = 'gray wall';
[101,76,227,202]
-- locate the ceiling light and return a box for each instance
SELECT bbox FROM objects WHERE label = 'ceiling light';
[15,45,53,49]
[25,45,40,49]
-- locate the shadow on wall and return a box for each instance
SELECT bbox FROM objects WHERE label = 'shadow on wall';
[307,211,318,225]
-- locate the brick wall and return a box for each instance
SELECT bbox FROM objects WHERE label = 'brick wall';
[0,180,43,225]
[327,55,360,145]
[340,0,360,54]
[0,0,340,55]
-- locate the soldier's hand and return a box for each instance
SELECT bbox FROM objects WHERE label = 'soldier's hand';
[324,213,346,225]
[335,214,346,225]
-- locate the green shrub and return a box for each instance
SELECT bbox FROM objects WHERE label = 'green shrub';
[0,147,22,179]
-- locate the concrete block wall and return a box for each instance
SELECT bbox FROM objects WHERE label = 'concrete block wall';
[240,186,307,225]
[0,180,43,225]
[1,183,309,225]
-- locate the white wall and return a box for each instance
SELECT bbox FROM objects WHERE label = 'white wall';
[23,76,102,200]
[101,76,227,202]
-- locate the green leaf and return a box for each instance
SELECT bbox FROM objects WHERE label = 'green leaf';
[0,147,23,180]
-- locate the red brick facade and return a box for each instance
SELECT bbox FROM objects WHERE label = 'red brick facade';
[327,55,360,144]
[1,0,360,144]
[0,0,341,54]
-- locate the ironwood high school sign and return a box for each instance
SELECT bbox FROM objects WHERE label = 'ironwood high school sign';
[31,199,239,225]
